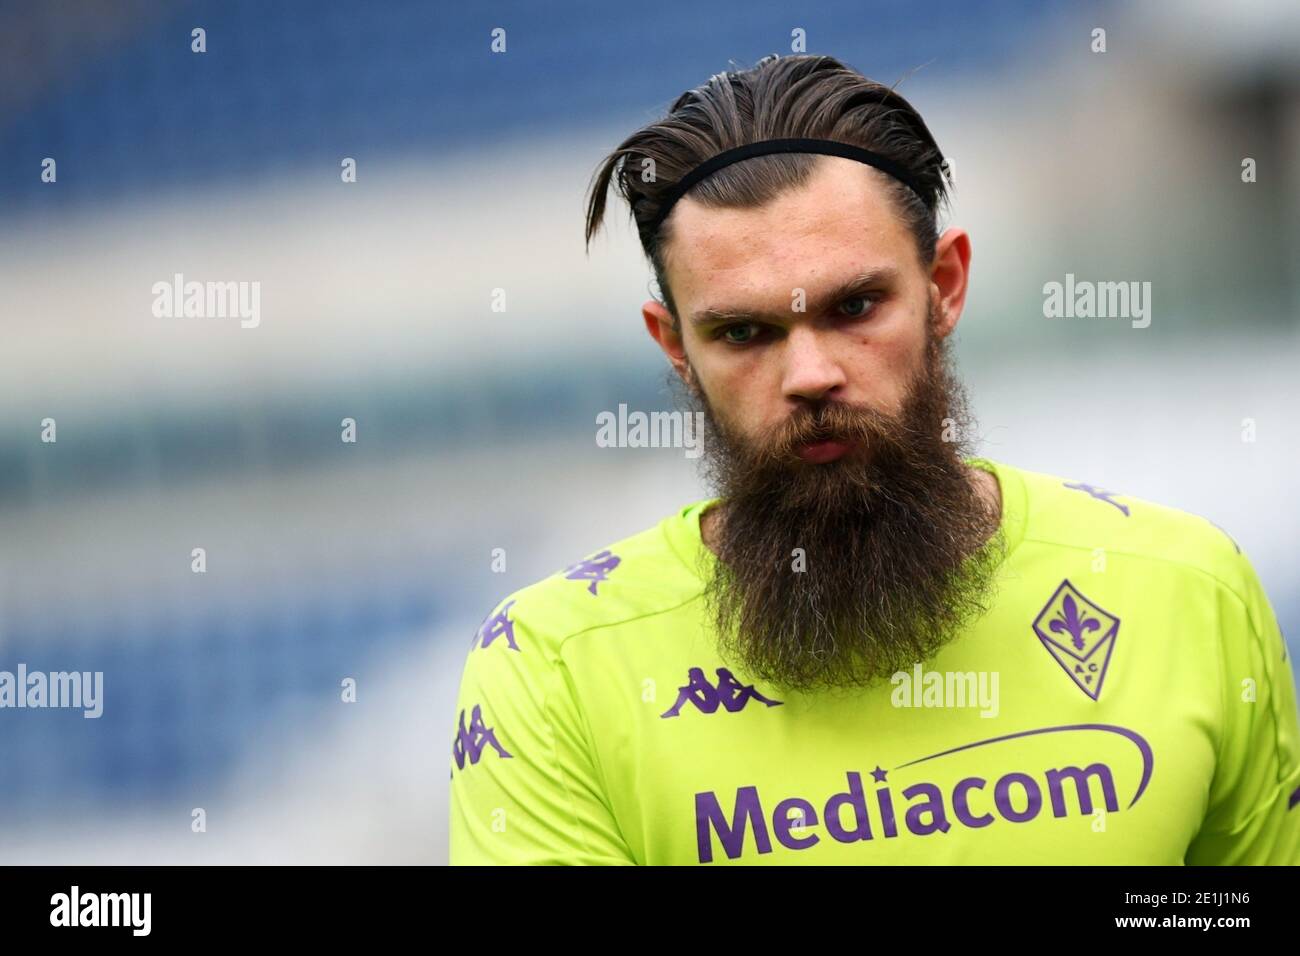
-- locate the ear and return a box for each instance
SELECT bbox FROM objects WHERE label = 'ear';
[929,227,971,340]
[643,299,690,380]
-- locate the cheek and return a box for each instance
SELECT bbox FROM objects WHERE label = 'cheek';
[849,322,926,409]
[884,334,925,378]
[693,358,773,437]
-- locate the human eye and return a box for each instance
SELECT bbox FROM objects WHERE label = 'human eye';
[715,322,764,346]
[837,294,877,318]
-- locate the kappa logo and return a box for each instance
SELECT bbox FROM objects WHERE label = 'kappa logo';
[1033,579,1120,700]
[661,667,783,718]
[563,549,621,595]
[1063,480,1130,517]
[452,703,513,772]
[472,599,519,652]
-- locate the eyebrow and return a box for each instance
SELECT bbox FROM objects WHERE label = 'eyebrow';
[689,268,900,329]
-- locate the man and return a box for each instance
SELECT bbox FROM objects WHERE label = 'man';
[448,54,1300,864]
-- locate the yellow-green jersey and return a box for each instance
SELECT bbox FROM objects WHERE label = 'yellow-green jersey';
[448,458,1300,864]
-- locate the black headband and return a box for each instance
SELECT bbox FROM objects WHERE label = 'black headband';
[645,137,930,234]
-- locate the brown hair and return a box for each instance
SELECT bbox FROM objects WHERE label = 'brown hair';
[584,54,952,327]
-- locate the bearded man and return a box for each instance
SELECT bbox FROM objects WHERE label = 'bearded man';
[449,54,1300,866]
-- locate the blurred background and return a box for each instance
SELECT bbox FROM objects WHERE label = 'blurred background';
[0,0,1296,863]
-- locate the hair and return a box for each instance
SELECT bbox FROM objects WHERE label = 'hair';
[584,54,952,329]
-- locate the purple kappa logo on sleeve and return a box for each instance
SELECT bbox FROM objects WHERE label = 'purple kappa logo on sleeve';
[452,704,513,772]
[473,599,519,652]
[563,549,621,595]
[1063,481,1130,517]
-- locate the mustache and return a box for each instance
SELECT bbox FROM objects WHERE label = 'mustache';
[742,399,905,465]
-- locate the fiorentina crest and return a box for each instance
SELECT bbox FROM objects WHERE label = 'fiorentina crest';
[1032,579,1120,701]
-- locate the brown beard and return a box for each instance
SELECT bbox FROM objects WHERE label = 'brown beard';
[680,313,1005,693]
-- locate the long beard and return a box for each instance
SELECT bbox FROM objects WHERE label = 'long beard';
[683,321,1004,692]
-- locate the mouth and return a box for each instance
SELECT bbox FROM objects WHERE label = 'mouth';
[795,438,853,464]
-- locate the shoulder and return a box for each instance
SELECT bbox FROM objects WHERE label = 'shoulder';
[1002,460,1259,611]
[468,502,710,661]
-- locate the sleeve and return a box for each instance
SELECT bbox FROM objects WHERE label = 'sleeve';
[1185,554,1300,864]
[447,597,636,865]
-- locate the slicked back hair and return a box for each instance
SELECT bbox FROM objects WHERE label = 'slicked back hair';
[585,54,952,328]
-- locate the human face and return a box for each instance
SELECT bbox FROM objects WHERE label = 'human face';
[644,155,971,464]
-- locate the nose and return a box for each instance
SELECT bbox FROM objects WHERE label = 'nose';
[781,324,848,404]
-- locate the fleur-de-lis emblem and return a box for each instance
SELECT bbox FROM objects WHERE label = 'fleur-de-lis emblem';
[1032,580,1120,701]
[1050,594,1100,651]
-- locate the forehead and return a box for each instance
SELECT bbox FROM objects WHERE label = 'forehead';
[662,155,918,309]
